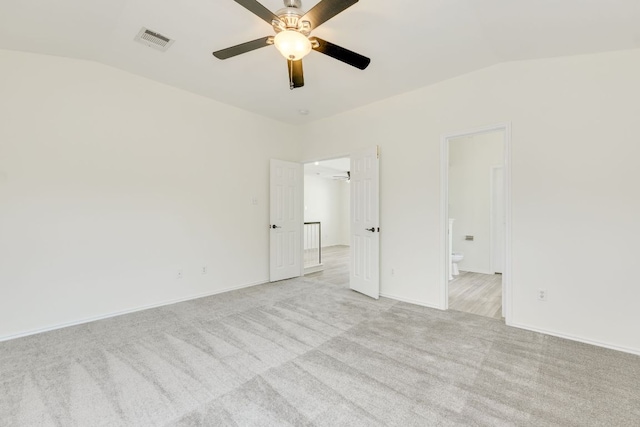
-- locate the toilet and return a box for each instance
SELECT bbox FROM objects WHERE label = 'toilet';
[451,252,464,276]
[448,219,464,279]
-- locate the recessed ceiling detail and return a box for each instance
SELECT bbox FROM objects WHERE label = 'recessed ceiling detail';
[134,28,174,52]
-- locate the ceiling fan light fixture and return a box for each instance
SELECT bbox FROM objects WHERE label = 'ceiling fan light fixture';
[274,30,312,60]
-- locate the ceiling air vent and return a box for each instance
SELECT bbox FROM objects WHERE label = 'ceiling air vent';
[134,27,174,52]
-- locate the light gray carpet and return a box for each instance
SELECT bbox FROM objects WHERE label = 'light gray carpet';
[1,275,639,426]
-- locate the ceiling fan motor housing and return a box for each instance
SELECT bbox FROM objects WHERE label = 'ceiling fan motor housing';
[273,0,311,33]
[274,10,306,32]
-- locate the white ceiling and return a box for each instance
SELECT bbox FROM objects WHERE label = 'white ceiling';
[2,0,640,125]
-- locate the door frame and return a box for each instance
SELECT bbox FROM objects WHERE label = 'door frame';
[490,165,504,275]
[439,123,512,324]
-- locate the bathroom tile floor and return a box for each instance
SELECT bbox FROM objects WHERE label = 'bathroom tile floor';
[449,271,503,319]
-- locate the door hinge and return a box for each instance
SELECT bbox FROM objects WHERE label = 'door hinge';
[376,146,380,159]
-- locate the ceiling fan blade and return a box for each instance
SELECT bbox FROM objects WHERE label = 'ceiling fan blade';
[300,0,359,30]
[287,59,304,89]
[233,0,280,25]
[212,36,272,59]
[311,37,370,70]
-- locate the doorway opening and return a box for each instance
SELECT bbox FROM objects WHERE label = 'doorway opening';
[441,124,511,322]
[270,147,380,298]
[302,157,351,281]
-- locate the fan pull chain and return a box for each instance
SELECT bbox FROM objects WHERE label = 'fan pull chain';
[289,59,294,90]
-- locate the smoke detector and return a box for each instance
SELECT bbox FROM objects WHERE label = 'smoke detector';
[134,27,174,52]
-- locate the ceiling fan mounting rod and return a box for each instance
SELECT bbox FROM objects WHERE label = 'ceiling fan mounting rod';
[283,0,302,7]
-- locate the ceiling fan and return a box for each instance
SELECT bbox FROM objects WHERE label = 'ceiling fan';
[332,171,350,181]
[212,0,371,90]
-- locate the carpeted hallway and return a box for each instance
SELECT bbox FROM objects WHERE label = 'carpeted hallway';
[1,271,639,426]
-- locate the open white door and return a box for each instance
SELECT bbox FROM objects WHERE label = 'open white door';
[270,159,302,282]
[350,146,380,299]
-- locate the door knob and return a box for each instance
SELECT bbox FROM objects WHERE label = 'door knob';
[365,227,375,232]
[271,224,282,229]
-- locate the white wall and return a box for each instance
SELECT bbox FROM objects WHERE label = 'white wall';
[0,50,298,339]
[3,47,640,356]
[449,131,503,273]
[300,49,640,354]
[304,174,349,246]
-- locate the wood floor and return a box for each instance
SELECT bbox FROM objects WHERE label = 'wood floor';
[304,245,349,285]
[449,271,503,319]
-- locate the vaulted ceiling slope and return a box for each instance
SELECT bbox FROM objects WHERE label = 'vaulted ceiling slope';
[2,0,640,124]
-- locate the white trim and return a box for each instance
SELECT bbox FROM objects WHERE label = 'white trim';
[504,123,513,324]
[380,293,442,310]
[489,165,504,275]
[510,322,640,357]
[440,135,449,309]
[489,164,506,317]
[0,279,268,343]
[440,123,513,323]
[299,162,305,279]
[304,264,324,274]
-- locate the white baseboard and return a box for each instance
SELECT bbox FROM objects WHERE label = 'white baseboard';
[459,269,495,275]
[379,293,443,310]
[381,294,639,356]
[304,264,324,275]
[7,281,637,358]
[0,278,268,343]
[509,321,640,357]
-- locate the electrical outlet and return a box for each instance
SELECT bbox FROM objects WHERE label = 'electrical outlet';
[177,269,183,279]
[391,268,395,276]
[202,266,207,275]
[537,289,547,301]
